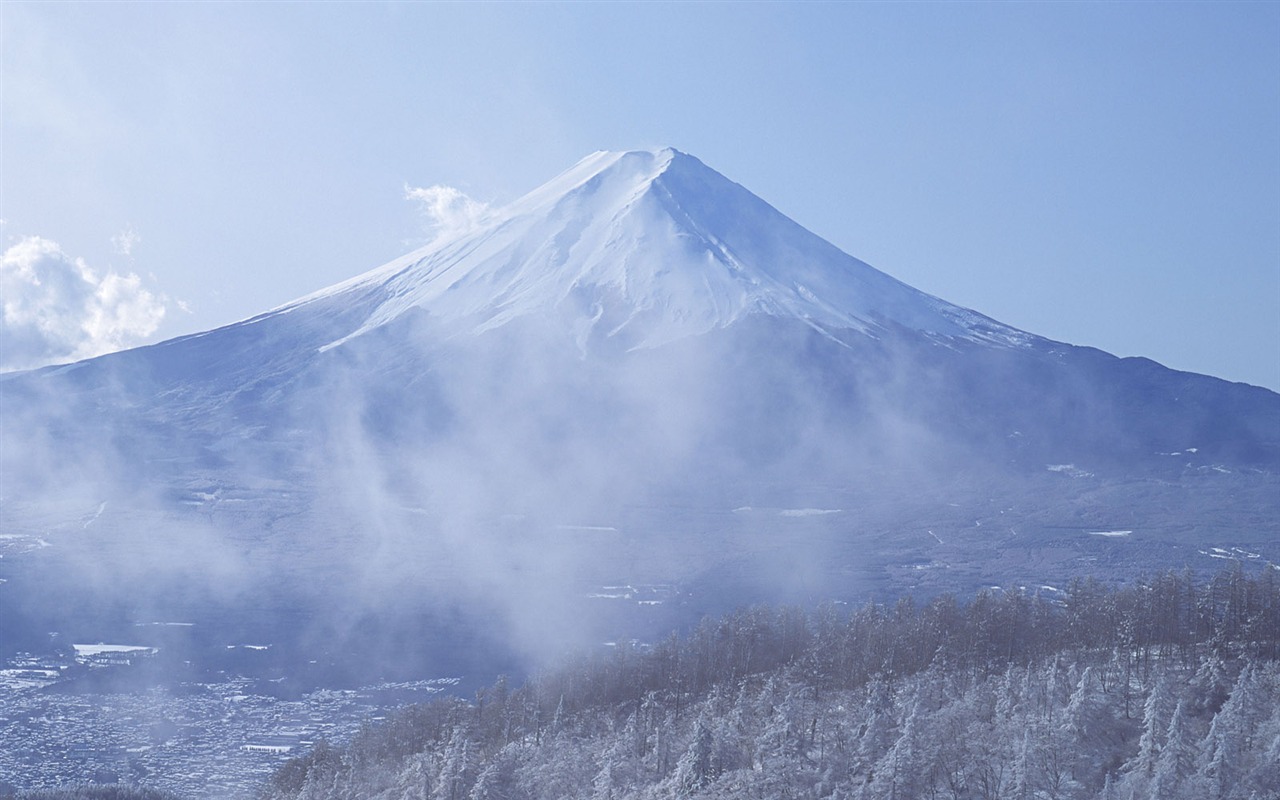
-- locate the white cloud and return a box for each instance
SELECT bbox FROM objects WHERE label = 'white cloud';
[1,236,167,371]
[111,226,141,256]
[404,184,488,241]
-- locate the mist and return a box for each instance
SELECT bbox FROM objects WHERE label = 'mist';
[1,290,982,681]
[5,258,1278,685]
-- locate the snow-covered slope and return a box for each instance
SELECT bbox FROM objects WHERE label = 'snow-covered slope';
[279,148,1033,352]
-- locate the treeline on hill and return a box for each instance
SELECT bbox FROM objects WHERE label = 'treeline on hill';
[262,566,1280,800]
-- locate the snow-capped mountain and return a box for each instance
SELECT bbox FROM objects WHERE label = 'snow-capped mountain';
[283,148,1030,351]
[1,148,1277,678]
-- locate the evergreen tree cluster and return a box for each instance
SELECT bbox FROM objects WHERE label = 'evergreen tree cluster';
[261,566,1280,800]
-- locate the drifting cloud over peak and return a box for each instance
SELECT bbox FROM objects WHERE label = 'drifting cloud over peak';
[404,184,489,242]
[0,236,167,371]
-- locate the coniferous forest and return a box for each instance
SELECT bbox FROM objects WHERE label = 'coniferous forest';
[258,566,1279,800]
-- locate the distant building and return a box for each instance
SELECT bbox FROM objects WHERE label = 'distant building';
[240,735,302,754]
[71,644,158,667]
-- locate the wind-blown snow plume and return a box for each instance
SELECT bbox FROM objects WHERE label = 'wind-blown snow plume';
[0,235,166,371]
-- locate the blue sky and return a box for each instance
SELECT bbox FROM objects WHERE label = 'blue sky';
[3,2,1278,388]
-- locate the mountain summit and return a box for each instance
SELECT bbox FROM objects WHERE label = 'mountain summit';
[282,148,1030,352]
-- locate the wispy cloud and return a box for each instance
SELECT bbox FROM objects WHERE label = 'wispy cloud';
[404,184,489,241]
[111,226,141,256]
[1,236,167,371]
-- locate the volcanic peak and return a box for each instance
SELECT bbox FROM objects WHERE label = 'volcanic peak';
[291,148,1033,351]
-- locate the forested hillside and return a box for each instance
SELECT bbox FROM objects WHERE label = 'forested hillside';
[263,567,1280,800]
